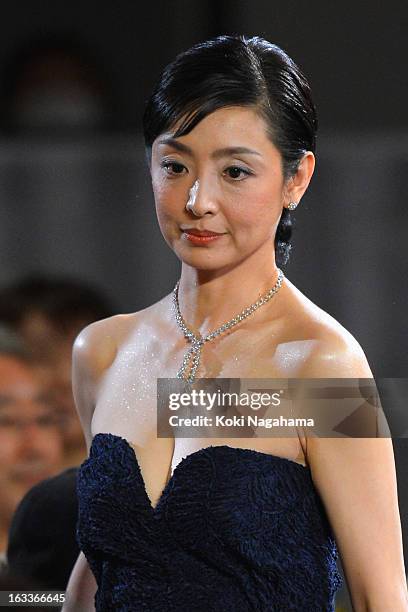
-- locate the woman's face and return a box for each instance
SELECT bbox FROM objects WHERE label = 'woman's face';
[150,106,291,272]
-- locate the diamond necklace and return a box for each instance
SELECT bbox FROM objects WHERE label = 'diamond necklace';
[173,268,285,384]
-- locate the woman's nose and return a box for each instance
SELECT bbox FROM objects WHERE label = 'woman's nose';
[186,180,201,216]
[186,177,219,216]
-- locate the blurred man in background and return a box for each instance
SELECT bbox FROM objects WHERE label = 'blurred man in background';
[0,325,64,556]
[0,275,114,468]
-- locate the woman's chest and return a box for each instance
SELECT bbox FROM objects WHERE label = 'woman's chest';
[90,333,308,508]
[91,327,311,436]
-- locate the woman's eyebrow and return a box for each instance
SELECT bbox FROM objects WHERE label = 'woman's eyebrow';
[212,146,261,159]
[157,138,261,159]
[157,137,193,154]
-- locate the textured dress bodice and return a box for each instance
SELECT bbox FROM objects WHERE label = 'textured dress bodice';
[76,433,343,611]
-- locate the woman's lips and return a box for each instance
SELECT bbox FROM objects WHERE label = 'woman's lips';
[182,229,226,244]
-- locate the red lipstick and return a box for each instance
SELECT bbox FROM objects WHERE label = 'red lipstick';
[182,228,226,244]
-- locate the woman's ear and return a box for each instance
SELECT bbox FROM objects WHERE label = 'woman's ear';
[284,152,315,208]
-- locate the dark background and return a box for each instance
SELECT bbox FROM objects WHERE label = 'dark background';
[0,1,405,131]
[0,2,406,607]
[0,0,406,375]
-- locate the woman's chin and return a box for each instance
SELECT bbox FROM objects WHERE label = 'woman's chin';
[179,257,229,271]
[170,241,225,266]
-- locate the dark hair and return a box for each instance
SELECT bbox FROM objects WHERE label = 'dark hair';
[0,274,114,334]
[143,35,317,266]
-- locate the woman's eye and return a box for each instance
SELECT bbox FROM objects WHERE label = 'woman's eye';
[161,161,186,175]
[224,166,252,180]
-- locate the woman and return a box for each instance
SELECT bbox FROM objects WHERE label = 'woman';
[64,35,407,611]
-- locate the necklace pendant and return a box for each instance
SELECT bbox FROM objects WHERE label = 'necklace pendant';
[177,336,204,383]
[176,345,194,380]
[173,269,285,385]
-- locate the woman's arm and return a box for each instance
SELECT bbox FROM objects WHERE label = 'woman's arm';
[63,319,118,610]
[301,336,408,611]
[63,552,97,612]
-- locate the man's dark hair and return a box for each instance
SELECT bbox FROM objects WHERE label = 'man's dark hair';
[0,274,114,334]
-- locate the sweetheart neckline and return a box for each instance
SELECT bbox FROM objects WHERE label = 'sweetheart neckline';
[88,432,310,513]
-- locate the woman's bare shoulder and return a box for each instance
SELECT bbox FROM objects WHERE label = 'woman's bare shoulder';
[72,313,129,379]
[72,295,171,379]
[71,298,170,449]
[281,277,372,377]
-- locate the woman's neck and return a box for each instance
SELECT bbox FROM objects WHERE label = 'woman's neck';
[177,256,284,336]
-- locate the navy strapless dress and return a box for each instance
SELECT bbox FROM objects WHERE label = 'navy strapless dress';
[76,433,343,611]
